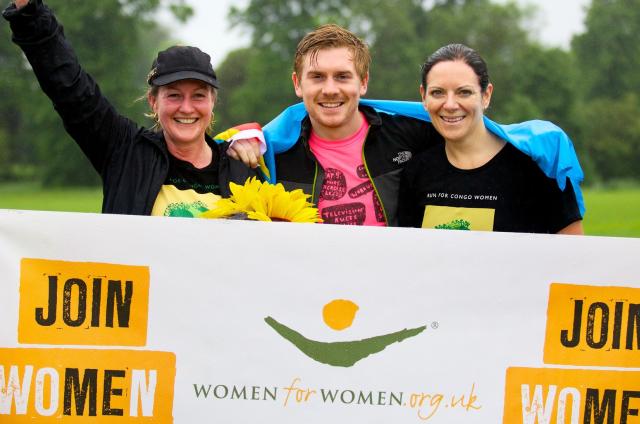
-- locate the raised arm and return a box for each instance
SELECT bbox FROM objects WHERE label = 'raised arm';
[3,0,139,176]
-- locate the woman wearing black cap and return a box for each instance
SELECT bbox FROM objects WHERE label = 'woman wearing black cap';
[3,0,258,217]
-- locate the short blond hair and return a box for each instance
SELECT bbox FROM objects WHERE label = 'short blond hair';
[294,24,371,80]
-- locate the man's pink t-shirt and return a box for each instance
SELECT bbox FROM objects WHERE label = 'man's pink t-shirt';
[309,113,386,226]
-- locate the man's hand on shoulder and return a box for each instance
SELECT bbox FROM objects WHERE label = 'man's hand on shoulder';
[214,122,267,169]
[228,138,262,169]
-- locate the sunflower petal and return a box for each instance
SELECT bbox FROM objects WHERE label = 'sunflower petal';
[247,211,272,222]
[199,178,321,223]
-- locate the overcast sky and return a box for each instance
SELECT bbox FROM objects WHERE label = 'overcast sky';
[162,0,590,66]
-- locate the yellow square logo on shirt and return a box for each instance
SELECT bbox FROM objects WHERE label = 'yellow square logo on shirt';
[151,184,221,217]
[421,205,495,231]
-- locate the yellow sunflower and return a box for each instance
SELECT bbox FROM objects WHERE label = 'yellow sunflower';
[200,177,322,223]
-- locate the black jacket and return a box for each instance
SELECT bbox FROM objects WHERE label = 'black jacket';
[3,0,253,215]
[275,106,443,226]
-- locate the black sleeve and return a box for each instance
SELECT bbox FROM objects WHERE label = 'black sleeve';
[397,158,425,228]
[3,0,140,177]
[542,177,583,233]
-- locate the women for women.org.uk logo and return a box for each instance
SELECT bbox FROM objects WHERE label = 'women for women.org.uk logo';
[193,300,481,421]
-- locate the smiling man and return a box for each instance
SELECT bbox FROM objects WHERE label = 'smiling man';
[275,25,443,226]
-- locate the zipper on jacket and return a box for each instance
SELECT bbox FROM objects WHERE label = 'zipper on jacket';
[361,126,389,225]
[301,132,323,206]
[311,162,320,205]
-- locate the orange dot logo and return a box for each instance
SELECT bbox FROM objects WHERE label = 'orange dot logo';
[322,299,359,331]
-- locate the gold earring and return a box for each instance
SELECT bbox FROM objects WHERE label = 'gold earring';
[208,111,216,133]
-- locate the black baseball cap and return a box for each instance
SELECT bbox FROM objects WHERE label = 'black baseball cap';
[147,46,220,88]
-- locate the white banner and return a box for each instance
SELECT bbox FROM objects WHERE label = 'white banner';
[1,209,639,423]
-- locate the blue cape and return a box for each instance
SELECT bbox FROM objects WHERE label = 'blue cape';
[262,99,585,216]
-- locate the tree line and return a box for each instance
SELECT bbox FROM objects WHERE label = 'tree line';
[1,0,639,186]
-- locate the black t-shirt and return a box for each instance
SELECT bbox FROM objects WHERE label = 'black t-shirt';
[164,141,220,194]
[151,140,222,217]
[398,142,581,233]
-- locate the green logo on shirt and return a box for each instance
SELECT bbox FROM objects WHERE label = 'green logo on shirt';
[164,201,209,218]
[435,219,471,230]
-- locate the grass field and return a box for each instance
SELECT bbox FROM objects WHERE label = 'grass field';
[1,183,639,238]
[581,188,640,238]
[0,183,102,213]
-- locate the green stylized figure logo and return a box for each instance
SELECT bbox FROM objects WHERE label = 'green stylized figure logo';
[164,201,209,217]
[265,299,426,367]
